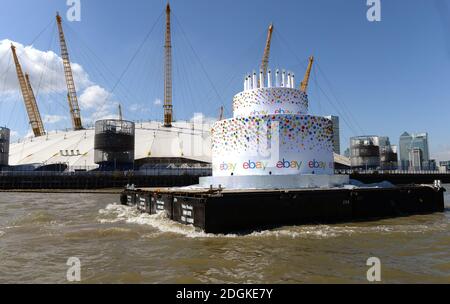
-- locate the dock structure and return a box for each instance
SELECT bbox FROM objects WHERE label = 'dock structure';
[0,172,205,190]
[121,185,445,234]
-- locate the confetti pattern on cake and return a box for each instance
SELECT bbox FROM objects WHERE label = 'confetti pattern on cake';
[233,87,308,117]
[211,115,333,155]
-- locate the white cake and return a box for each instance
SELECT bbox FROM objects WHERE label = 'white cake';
[211,69,335,177]
[199,69,348,189]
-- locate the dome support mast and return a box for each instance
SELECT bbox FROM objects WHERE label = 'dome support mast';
[164,3,173,127]
[300,56,314,93]
[260,23,273,87]
[10,44,45,137]
[56,12,83,130]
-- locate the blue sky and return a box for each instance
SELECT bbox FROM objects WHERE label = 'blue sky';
[0,0,449,160]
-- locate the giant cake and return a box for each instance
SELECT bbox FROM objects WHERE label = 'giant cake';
[200,69,348,188]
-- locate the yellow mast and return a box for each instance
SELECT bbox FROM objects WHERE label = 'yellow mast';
[25,74,46,136]
[163,3,173,127]
[260,23,274,85]
[10,44,45,137]
[300,56,314,93]
[56,12,83,130]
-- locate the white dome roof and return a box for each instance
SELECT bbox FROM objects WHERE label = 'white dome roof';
[9,120,214,170]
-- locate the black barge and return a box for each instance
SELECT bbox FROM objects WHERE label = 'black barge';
[120,185,445,234]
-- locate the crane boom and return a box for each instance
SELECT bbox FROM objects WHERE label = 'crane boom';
[163,3,173,127]
[300,56,314,93]
[10,44,45,137]
[260,23,274,78]
[56,12,83,130]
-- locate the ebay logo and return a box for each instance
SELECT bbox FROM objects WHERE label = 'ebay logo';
[219,163,236,171]
[243,160,268,170]
[308,159,333,169]
[276,159,302,170]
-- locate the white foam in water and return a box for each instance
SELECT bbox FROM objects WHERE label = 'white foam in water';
[98,203,448,239]
[98,204,238,238]
[0,230,5,238]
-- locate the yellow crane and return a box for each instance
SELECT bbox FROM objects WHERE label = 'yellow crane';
[10,44,45,137]
[260,23,274,84]
[163,3,173,127]
[56,12,83,130]
[300,56,314,93]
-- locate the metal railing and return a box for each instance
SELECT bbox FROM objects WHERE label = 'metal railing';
[335,169,450,175]
[0,167,212,177]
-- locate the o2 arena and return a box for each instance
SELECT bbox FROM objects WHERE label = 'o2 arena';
[7,120,213,171]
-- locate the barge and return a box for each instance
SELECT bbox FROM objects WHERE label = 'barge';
[121,184,445,234]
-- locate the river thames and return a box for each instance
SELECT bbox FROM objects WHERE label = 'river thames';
[0,186,448,283]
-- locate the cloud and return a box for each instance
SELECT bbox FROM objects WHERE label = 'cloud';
[78,85,119,123]
[79,85,110,109]
[43,114,66,124]
[190,112,217,124]
[0,39,91,95]
[154,98,162,106]
[130,103,150,113]
[0,39,122,130]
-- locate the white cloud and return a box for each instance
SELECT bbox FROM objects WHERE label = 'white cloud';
[43,114,66,124]
[78,85,120,123]
[0,39,123,131]
[79,85,110,109]
[190,112,217,124]
[0,39,91,95]
[154,98,162,106]
[130,103,150,113]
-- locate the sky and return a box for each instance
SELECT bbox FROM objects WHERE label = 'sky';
[0,0,449,161]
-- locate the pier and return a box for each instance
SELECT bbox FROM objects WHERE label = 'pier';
[0,169,449,190]
[0,170,207,190]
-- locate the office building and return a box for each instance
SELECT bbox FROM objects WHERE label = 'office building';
[399,132,430,170]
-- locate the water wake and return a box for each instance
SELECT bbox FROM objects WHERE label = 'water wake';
[98,204,237,238]
[98,203,448,239]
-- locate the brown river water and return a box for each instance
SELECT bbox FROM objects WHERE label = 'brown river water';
[0,186,449,283]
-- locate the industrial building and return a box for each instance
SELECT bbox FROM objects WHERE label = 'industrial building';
[0,127,10,168]
[350,136,381,169]
[350,135,398,170]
